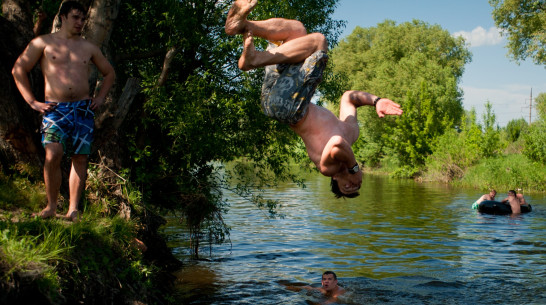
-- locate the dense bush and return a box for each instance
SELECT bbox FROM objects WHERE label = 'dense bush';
[459,154,546,192]
[523,120,546,163]
[424,106,501,182]
[505,118,528,142]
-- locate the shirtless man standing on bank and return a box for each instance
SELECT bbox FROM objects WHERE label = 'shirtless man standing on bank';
[12,1,115,221]
[225,0,403,198]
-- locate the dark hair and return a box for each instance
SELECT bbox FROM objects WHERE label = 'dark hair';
[59,1,86,20]
[330,178,359,199]
[508,190,516,196]
[323,271,337,280]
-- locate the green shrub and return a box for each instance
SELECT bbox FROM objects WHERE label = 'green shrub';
[425,129,478,182]
[0,173,46,212]
[505,118,528,142]
[459,154,546,192]
[0,225,68,301]
[523,120,546,164]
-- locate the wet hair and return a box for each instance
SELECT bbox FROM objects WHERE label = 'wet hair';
[323,271,337,280]
[58,1,86,21]
[508,190,516,196]
[330,178,360,199]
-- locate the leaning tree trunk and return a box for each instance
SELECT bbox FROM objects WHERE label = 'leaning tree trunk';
[80,0,140,170]
[0,0,44,172]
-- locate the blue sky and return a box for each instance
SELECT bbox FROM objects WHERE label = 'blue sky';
[332,0,545,126]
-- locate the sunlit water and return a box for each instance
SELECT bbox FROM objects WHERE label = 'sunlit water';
[163,173,546,304]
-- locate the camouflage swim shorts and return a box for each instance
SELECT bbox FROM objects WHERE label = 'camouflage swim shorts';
[41,99,95,155]
[260,43,328,125]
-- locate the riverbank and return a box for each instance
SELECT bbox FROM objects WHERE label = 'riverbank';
[455,154,546,192]
[1,151,543,304]
[366,153,546,193]
[0,172,181,305]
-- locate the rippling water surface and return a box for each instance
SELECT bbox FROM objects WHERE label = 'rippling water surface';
[164,174,546,304]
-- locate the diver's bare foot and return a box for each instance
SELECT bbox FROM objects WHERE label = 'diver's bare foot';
[63,210,80,222]
[238,32,257,71]
[225,0,258,35]
[32,207,57,219]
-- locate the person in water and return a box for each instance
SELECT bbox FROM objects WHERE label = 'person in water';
[501,190,521,214]
[471,189,496,209]
[225,0,403,198]
[516,189,528,206]
[315,271,346,298]
[286,271,345,302]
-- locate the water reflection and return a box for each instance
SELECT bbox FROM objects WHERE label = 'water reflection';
[167,173,546,304]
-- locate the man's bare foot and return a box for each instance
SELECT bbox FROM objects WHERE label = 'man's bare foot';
[238,32,257,71]
[32,207,57,219]
[63,210,80,222]
[225,0,258,35]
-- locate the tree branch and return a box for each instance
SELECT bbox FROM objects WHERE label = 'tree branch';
[157,46,180,87]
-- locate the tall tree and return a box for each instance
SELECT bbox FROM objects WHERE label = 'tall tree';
[481,101,501,158]
[329,20,471,172]
[535,92,546,119]
[490,0,546,65]
[0,0,346,256]
[505,118,528,142]
[0,0,43,170]
[102,0,347,256]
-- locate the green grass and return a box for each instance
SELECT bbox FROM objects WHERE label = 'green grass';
[0,225,67,297]
[0,211,153,303]
[457,154,546,192]
[0,173,46,212]
[0,171,163,304]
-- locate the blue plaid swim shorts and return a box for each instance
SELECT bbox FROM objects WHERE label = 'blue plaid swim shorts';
[40,99,95,155]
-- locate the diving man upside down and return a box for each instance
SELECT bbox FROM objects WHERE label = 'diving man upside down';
[226,0,403,198]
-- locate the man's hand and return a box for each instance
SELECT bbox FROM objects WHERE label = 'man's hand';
[90,97,104,110]
[29,100,56,114]
[375,98,403,118]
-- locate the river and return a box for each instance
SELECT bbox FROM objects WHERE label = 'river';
[164,173,546,304]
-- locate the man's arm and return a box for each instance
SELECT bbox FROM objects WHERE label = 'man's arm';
[284,284,318,293]
[339,90,403,121]
[476,194,487,204]
[12,37,54,113]
[90,44,115,110]
[319,136,357,176]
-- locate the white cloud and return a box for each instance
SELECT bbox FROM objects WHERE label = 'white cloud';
[461,85,535,126]
[453,26,504,47]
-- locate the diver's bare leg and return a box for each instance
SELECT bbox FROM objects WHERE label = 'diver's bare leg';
[245,18,307,42]
[238,31,327,71]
